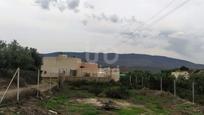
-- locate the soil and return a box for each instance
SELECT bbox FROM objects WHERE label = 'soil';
[75,97,137,110]
[0,79,16,91]
[0,98,49,115]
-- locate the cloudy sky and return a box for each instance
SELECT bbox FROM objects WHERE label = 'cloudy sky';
[0,0,204,64]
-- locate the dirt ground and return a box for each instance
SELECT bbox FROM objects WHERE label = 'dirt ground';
[0,98,49,115]
[0,79,16,91]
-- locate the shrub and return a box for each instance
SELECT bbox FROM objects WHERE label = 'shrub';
[105,86,129,99]
[87,86,104,96]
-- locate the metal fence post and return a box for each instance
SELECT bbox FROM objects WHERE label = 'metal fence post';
[37,69,40,97]
[129,75,132,87]
[174,80,176,96]
[135,76,138,87]
[17,68,20,103]
[50,77,52,93]
[160,77,163,92]
[192,81,195,104]
[148,75,150,88]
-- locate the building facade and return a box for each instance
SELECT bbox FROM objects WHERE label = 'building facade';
[41,55,120,81]
[80,62,99,77]
[41,55,82,78]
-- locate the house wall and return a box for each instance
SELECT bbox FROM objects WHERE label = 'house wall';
[80,62,99,77]
[41,55,82,78]
[98,68,111,78]
[98,67,120,82]
[111,68,120,82]
[41,55,120,82]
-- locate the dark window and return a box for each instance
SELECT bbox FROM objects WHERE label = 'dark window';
[70,70,77,76]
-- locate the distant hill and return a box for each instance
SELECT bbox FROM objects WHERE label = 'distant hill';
[42,52,204,72]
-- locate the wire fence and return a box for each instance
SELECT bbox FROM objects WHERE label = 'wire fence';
[0,68,40,85]
[120,74,204,105]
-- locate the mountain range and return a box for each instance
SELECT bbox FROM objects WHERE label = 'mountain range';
[42,52,204,72]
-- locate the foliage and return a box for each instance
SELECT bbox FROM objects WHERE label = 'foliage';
[116,107,147,115]
[0,68,39,84]
[105,86,129,99]
[179,66,190,71]
[41,95,67,110]
[67,81,120,96]
[121,69,204,105]
[0,40,42,84]
[41,95,101,115]
[0,40,42,70]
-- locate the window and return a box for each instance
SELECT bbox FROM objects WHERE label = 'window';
[70,70,77,77]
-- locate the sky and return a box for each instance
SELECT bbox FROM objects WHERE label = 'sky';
[0,0,204,64]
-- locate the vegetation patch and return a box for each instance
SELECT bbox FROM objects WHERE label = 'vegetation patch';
[41,95,68,110]
[67,102,101,115]
[116,107,147,115]
[104,86,129,99]
[2,81,204,115]
[175,103,202,115]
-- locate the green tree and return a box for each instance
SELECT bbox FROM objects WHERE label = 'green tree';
[0,40,42,70]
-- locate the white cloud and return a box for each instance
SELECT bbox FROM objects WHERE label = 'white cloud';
[1,0,204,64]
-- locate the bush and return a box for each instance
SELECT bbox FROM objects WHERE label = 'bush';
[88,86,104,96]
[105,86,129,99]
[66,80,126,97]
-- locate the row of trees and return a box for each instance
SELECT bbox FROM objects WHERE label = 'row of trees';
[120,70,204,104]
[0,40,42,70]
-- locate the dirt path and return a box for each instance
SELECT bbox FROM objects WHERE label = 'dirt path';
[0,82,57,103]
